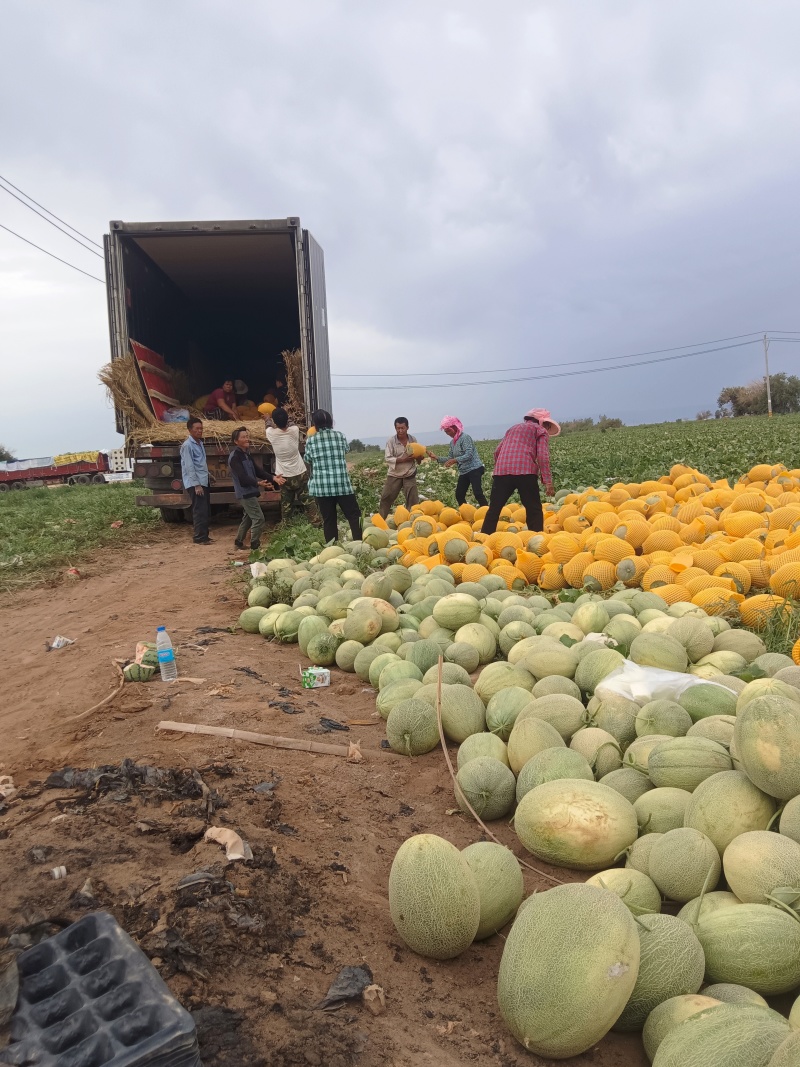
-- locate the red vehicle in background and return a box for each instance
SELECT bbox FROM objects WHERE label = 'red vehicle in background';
[0,450,129,491]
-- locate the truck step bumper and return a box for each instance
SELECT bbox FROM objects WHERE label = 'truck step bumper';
[136,491,281,508]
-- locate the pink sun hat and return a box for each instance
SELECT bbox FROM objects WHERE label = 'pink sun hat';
[525,408,561,436]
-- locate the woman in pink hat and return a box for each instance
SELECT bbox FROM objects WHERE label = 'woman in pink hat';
[427,416,488,507]
[480,408,559,535]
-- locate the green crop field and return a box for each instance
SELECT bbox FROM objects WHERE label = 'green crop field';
[0,483,160,592]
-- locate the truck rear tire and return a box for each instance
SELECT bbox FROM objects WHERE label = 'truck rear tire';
[74,474,91,485]
[11,481,26,490]
[92,473,106,484]
[160,507,186,523]
[0,483,8,492]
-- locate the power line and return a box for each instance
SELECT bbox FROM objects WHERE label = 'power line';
[0,223,104,283]
[331,330,771,378]
[332,338,760,391]
[0,179,103,258]
[0,173,103,251]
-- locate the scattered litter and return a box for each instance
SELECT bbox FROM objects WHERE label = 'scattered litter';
[46,635,74,651]
[319,718,349,732]
[232,560,245,567]
[363,984,386,1016]
[110,520,124,529]
[318,965,374,1010]
[234,666,264,680]
[300,666,330,689]
[73,879,96,907]
[269,699,303,715]
[253,779,280,794]
[437,1020,456,1037]
[249,562,268,578]
[195,627,231,635]
[50,866,67,880]
[65,567,81,579]
[44,760,224,809]
[0,775,17,802]
[380,740,391,750]
[276,824,297,837]
[204,826,253,862]
[176,870,221,890]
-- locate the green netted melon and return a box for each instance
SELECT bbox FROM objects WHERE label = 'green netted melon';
[774,666,800,690]
[257,606,290,637]
[462,842,524,940]
[432,593,481,629]
[353,644,387,682]
[767,1032,800,1067]
[647,828,721,903]
[485,687,533,741]
[614,913,705,1031]
[239,606,270,633]
[697,904,800,995]
[599,767,653,804]
[684,772,776,854]
[779,795,800,845]
[624,734,674,775]
[384,564,412,593]
[569,727,623,777]
[474,662,534,704]
[723,830,800,904]
[412,682,486,742]
[585,868,662,917]
[124,663,156,682]
[711,629,766,662]
[497,883,639,1058]
[454,622,497,665]
[306,631,340,666]
[455,756,516,820]
[587,694,639,749]
[734,694,800,799]
[376,678,424,718]
[647,737,732,791]
[298,615,330,656]
[378,660,423,690]
[642,995,723,1063]
[630,633,689,674]
[444,641,480,673]
[574,648,625,695]
[667,617,715,663]
[499,621,537,658]
[636,700,692,739]
[368,652,401,689]
[342,607,382,644]
[678,684,737,722]
[373,631,402,653]
[700,983,767,1007]
[516,693,585,741]
[456,732,510,770]
[572,601,611,635]
[402,639,442,676]
[677,891,744,926]
[422,662,471,687]
[686,715,736,747]
[634,788,693,835]
[531,675,582,700]
[514,780,638,870]
[652,1003,790,1067]
[751,652,796,677]
[316,589,362,620]
[603,616,642,656]
[386,698,440,756]
[507,717,565,775]
[625,834,663,877]
[388,834,480,958]
[247,585,273,608]
[737,678,800,713]
[515,748,594,803]
[522,645,580,680]
[273,609,306,643]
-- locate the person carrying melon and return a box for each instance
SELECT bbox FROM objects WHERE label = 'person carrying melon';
[427,416,488,507]
[480,408,558,535]
[379,417,422,518]
[304,409,363,543]
[265,407,318,524]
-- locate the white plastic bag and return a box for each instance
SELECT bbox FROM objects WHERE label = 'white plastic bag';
[596,661,729,705]
[249,562,268,578]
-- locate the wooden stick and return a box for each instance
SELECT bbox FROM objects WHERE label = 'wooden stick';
[435,655,563,886]
[157,720,363,761]
[62,662,126,723]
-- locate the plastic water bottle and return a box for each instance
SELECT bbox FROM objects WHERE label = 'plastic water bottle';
[156,626,178,682]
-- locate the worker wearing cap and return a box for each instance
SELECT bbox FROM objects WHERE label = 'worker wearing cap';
[480,408,558,535]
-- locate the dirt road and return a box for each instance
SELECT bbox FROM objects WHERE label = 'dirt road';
[0,527,646,1067]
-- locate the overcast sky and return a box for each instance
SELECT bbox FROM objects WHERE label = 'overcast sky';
[2,0,800,458]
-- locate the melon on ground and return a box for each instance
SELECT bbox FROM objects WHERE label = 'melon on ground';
[734,694,800,799]
[599,767,654,804]
[239,606,269,633]
[779,794,800,845]
[515,748,594,803]
[723,830,800,904]
[388,834,480,959]
[455,757,516,821]
[514,779,638,870]
[585,868,662,916]
[700,983,768,1007]
[614,913,705,1032]
[531,675,582,700]
[517,693,585,742]
[634,788,692,835]
[422,662,472,687]
[676,892,744,926]
[651,1003,790,1067]
[589,695,639,749]
[376,678,424,719]
[625,834,663,877]
[630,633,689,673]
[696,903,800,995]
[642,995,723,1063]
[497,883,640,1059]
[647,828,721,904]
[386,698,440,756]
[678,684,737,722]
[413,683,485,743]
[486,687,534,741]
[570,727,623,777]
[683,771,776,854]
[507,717,565,775]
[474,661,534,704]
[457,732,510,770]
[462,842,524,941]
[335,639,364,672]
[647,737,732,792]
[574,648,625,694]
[445,642,481,673]
[306,631,340,665]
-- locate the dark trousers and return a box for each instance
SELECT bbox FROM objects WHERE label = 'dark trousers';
[455,465,488,507]
[481,474,542,535]
[187,485,210,542]
[316,494,362,543]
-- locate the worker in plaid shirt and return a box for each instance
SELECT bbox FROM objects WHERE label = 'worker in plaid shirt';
[481,408,559,535]
[304,409,363,543]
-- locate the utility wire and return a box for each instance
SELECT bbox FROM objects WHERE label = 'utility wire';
[331,330,770,377]
[0,223,104,283]
[332,338,759,391]
[0,180,103,258]
[0,173,103,251]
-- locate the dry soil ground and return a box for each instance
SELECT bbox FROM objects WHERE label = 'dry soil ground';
[0,522,647,1067]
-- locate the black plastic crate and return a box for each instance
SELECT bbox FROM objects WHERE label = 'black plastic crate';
[3,913,201,1067]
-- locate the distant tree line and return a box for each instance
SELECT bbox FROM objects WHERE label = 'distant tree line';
[0,443,15,462]
[347,439,382,453]
[695,373,800,420]
[560,415,624,434]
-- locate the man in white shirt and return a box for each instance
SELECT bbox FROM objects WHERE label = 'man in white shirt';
[265,408,318,523]
[379,417,420,518]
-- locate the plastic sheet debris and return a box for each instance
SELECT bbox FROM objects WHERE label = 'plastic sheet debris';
[45,635,74,651]
[0,775,17,802]
[596,661,731,705]
[50,866,67,880]
[318,965,374,1010]
[203,827,253,862]
[363,984,386,1015]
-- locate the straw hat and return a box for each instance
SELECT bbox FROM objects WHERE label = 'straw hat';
[525,408,561,436]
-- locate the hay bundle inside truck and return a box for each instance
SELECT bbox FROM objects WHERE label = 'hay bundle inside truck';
[101,218,331,522]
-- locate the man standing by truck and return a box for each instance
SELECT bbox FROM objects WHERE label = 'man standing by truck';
[379,417,420,518]
[228,427,274,551]
[179,417,212,545]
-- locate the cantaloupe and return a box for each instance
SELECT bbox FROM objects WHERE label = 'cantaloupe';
[634,788,693,835]
[652,1003,790,1067]
[517,693,585,741]
[378,659,423,690]
[678,684,737,722]
[403,639,442,675]
[454,622,497,664]
[455,757,516,820]
[625,834,663,877]
[737,677,800,713]
[531,675,582,700]
[768,1032,800,1067]
[507,717,566,775]
[712,629,766,662]
[422,662,472,687]
[353,644,388,681]
[239,605,270,632]
[697,904,800,994]
[432,593,481,630]
[515,780,638,870]
[686,715,736,747]
[306,631,340,665]
[723,830,800,904]
[630,633,689,673]
[574,648,625,694]
[342,607,382,644]
[497,883,640,1058]
[444,641,480,673]
[585,868,662,916]
[386,698,440,756]
[734,694,800,799]
[570,726,623,776]
[588,694,639,749]
[700,983,768,1007]
[376,677,424,718]
[474,661,534,703]
[614,913,705,1031]
[667,617,715,663]
[368,651,401,689]
[515,747,594,803]
[413,682,485,743]
[684,771,776,854]
[642,995,723,1063]
[779,794,800,845]
[635,700,692,738]
[647,828,721,903]
[676,891,743,926]
[625,735,674,775]
[485,687,533,740]
[647,737,732,791]
[462,842,524,941]
[334,639,363,672]
[456,732,510,770]
[388,834,480,958]
[599,767,654,803]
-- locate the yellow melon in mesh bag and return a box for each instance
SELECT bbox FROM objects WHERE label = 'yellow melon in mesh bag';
[741,559,772,588]
[723,511,768,538]
[691,549,726,573]
[582,560,617,591]
[548,533,582,563]
[593,537,634,565]
[643,530,683,554]
[650,514,683,533]
[658,584,694,606]
[643,565,676,590]
[563,552,594,588]
[460,563,489,583]
[592,512,619,534]
[438,507,461,527]
[692,587,744,615]
[538,563,567,590]
[394,505,411,525]
[739,594,789,629]
[770,562,800,599]
[718,537,764,563]
[713,562,752,594]
[515,550,543,584]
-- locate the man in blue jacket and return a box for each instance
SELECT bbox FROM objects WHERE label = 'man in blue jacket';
[228,427,274,551]
[179,416,213,544]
